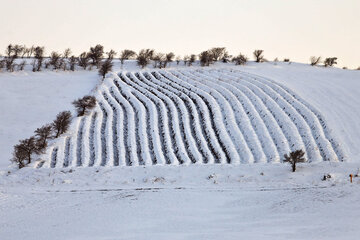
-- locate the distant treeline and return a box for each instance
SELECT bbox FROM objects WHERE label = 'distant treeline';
[0,44,358,75]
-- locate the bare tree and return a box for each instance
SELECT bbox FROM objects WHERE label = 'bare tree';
[310,56,321,66]
[106,49,117,60]
[283,149,306,172]
[52,111,72,138]
[324,57,337,67]
[88,44,104,67]
[63,48,71,59]
[49,51,62,70]
[69,56,77,71]
[188,54,196,66]
[99,59,113,78]
[253,50,264,62]
[34,46,45,71]
[119,49,136,65]
[233,53,248,65]
[210,47,227,61]
[137,49,154,68]
[11,137,37,168]
[72,96,97,116]
[199,50,213,66]
[152,52,164,68]
[78,52,90,70]
[183,55,190,66]
[164,52,175,67]
[34,124,53,151]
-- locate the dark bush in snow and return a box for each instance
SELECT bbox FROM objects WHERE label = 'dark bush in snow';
[232,53,248,65]
[34,124,53,152]
[106,49,117,60]
[188,54,196,66]
[78,52,90,70]
[137,49,154,68]
[88,44,104,68]
[324,57,337,67]
[73,95,97,116]
[33,46,45,71]
[49,51,62,70]
[199,50,214,66]
[69,56,77,71]
[210,47,227,61]
[284,58,290,62]
[253,49,264,62]
[99,59,113,78]
[283,149,306,172]
[11,137,37,169]
[310,56,321,66]
[120,49,136,65]
[53,111,72,138]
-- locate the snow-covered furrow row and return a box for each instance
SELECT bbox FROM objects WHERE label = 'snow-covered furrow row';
[120,72,178,165]
[176,70,246,164]
[159,71,227,164]
[194,69,279,162]
[63,137,71,167]
[192,69,267,163]
[81,113,92,167]
[55,137,66,168]
[213,70,305,158]
[108,82,138,166]
[50,147,58,168]
[156,71,216,164]
[234,70,346,162]
[149,71,205,164]
[88,112,97,167]
[220,69,324,162]
[69,117,82,167]
[75,117,86,166]
[102,87,126,166]
[91,105,104,167]
[167,70,236,163]
[140,72,191,164]
[98,93,114,166]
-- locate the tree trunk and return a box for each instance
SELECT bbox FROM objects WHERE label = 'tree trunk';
[292,162,296,172]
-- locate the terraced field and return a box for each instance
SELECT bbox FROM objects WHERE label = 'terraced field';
[37,68,346,168]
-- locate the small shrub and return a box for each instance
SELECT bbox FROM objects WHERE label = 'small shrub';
[11,137,37,168]
[233,53,248,65]
[310,56,321,66]
[324,57,337,67]
[283,149,306,172]
[52,111,72,138]
[253,50,264,62]
[72,96,97,116]
[99,59,113,78]
[119,49,136,65]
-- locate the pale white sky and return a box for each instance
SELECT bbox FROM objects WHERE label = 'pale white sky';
[1,0,359,68]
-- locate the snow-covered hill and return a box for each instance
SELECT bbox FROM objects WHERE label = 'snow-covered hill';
[1,62,360,240]
[36,67,347,169]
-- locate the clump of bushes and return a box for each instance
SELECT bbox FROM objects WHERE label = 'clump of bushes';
[324,57,337,67]
[232,53,248,65]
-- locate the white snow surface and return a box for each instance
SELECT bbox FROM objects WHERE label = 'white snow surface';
[1,61,360,239]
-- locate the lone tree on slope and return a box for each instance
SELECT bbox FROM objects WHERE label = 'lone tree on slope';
[283,149,306,172]
[34,124,53,151]
[253,50,265,62]
[72,95,97,116]
[99,59,113,78]
[11,137,37,168]
[120,49,136,65]
[52,111,72,138]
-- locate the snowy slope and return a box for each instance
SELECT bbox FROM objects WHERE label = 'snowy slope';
[35,67,347,168]
[0,70,99,168]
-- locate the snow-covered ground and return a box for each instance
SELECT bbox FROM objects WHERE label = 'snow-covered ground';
[1,61,360,239]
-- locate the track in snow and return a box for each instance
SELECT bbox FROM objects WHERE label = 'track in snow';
[38,68,345,168]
